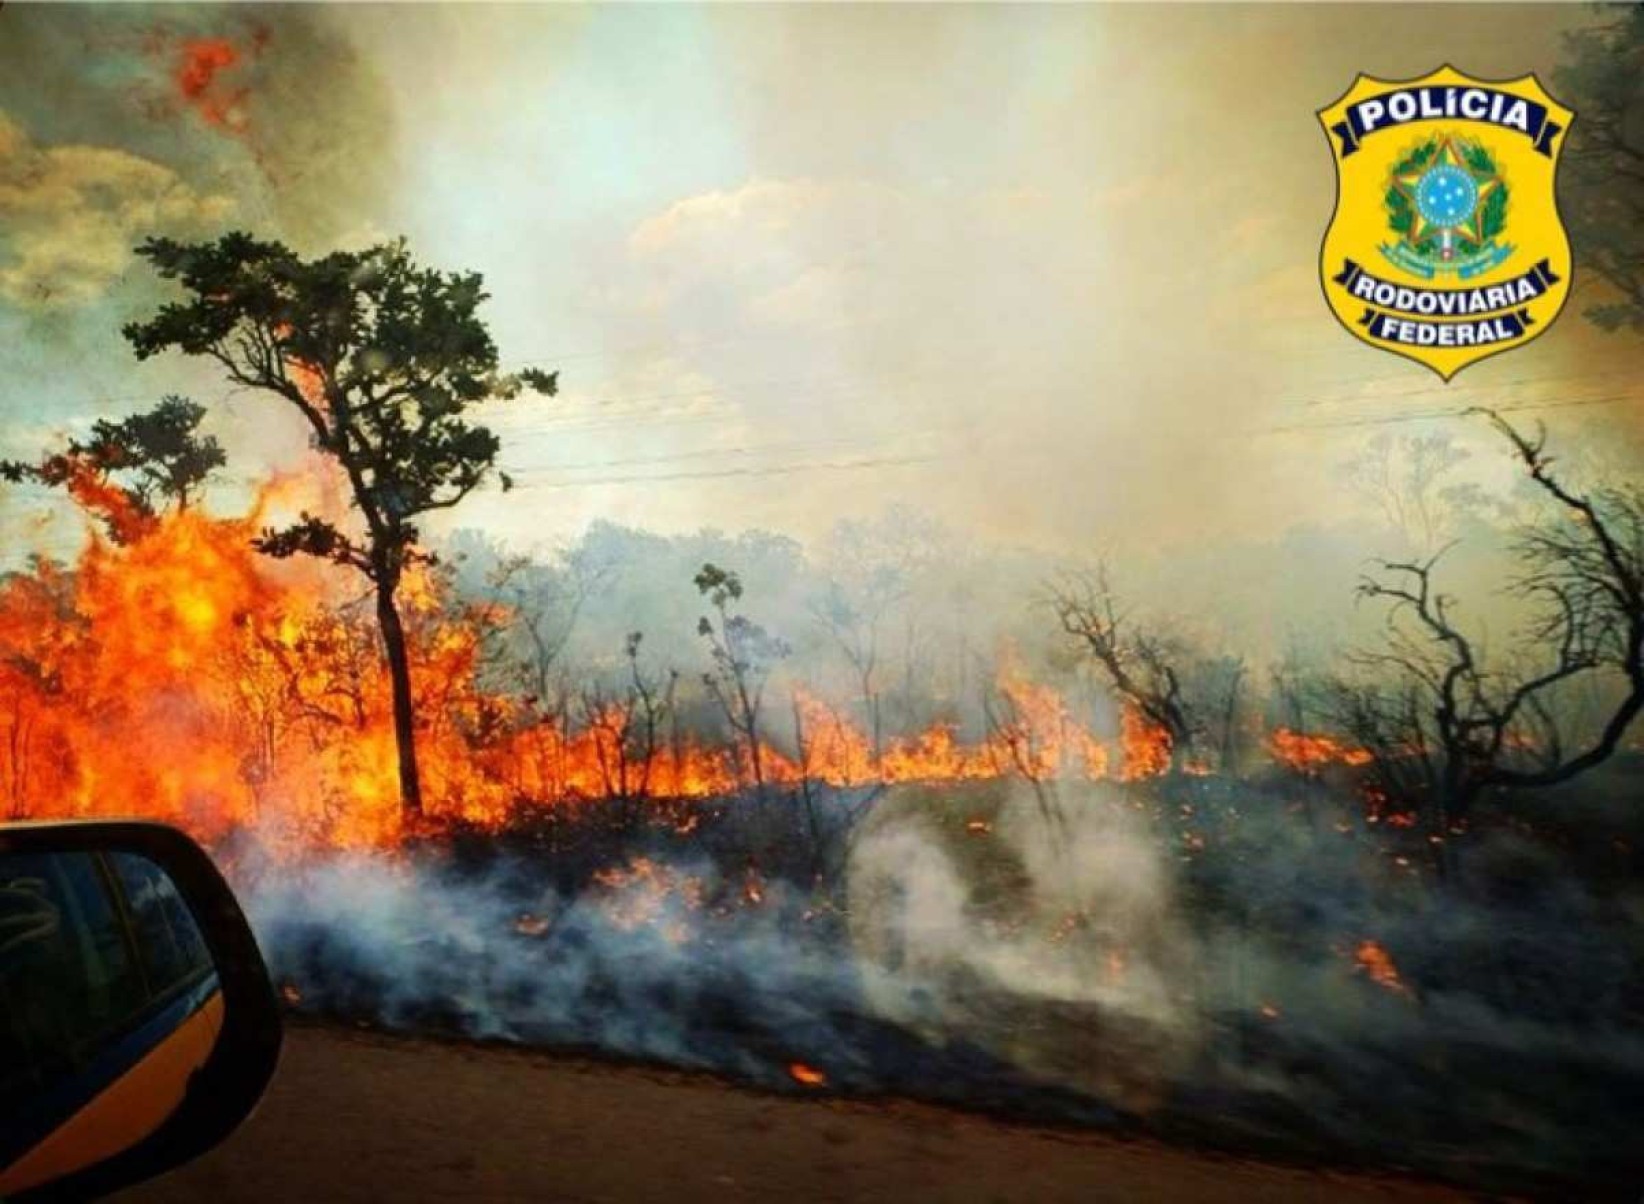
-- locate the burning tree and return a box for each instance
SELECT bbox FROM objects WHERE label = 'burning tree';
[1047,567,1197,772]
[695,563,789,789]
[123,233,556,818]
[576,632,678,827]
[1335,410,1644,848]
[1,396,225,544]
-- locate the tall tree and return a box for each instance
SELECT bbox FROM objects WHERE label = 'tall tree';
[1555,6,1644,330]
[1,396,224,544]
[124,233,556,818]
[695,563,789,789]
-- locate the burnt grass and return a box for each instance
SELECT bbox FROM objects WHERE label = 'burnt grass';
[250,765,1644,1202]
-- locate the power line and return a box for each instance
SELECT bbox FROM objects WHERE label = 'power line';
[1288,365,1644,412]
[508,451,939,491]
[1252,390,1644,437]
[506,432,900,475]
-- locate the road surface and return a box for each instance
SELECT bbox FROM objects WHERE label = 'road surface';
[119,1024,1467,1203]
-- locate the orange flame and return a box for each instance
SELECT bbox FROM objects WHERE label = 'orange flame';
[1269,728,1372,772]
[1353,939,1412,997]
[1,483,1189,853]
[59,460,157,546]
[787,1061,827,1087]
[174,37,254,133]
[1119,708,1172,780]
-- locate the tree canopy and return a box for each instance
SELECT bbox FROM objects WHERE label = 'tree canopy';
[124,233,556,576]
[1,395,224,544]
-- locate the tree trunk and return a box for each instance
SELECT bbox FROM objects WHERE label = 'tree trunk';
[862,675,882,776]
[376,580,424,818]
[746,726,765,789]
[792,694,824,882]
[736,680,764,789]
[1165,727,1191,775]
[1430,773,1475,887]
[1220,668,1244,773]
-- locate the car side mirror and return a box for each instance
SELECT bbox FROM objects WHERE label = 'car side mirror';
[0,821,282,1201]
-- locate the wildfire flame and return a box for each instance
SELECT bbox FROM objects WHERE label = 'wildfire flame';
[1119,708,1172,780]
[1353,939,1412,998]
[592,857,704,938]
[170,32,266,135]
[0,489,1185,852]
[1268,728,1372,772]
[787,1061,827,1087]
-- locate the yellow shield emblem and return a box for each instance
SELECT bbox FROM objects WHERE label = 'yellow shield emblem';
[1318,66,1574,380]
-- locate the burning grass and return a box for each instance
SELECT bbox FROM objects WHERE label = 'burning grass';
[0,505,1184,849]
[4,499,1643,1196]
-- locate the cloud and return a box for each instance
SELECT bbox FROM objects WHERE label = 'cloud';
[619,175,1105,351]
[0,5,399,258]
[626,179,914,322]
[0,110,234,309]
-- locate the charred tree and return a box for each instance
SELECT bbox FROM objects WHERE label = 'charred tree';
[624,632,674,804]
[124,233,555,819]
[1048,567,1197,771]
[579,632,674,827]
[1214,656,1248,774]
[1340,410,1644,860]
[981,678,1070,842]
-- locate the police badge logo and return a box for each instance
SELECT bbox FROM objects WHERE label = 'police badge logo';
[1318,66,1574,380]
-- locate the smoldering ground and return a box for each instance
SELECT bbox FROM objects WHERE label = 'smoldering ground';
[238,774,1644,1199]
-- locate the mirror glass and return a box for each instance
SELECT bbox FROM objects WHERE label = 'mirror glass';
[0,849,223,1196]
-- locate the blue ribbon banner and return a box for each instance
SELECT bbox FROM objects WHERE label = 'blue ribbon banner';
[1331,86,1562,157]
[1333,258,1559,317]
[1358,306,1535,347]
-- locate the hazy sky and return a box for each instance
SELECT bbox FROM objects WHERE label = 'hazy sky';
[2,3,1640,582]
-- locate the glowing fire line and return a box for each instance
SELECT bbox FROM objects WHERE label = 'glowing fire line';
[0,501,1198,851]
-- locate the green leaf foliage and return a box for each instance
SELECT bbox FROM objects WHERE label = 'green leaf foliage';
[123,233,556,582]
[0,395,225,543]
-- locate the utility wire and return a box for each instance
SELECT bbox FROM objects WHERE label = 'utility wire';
[507,451,938,491]
[1252,390,1644,437]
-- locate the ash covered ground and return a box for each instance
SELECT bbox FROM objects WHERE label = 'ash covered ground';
[244,772,1644,1201]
